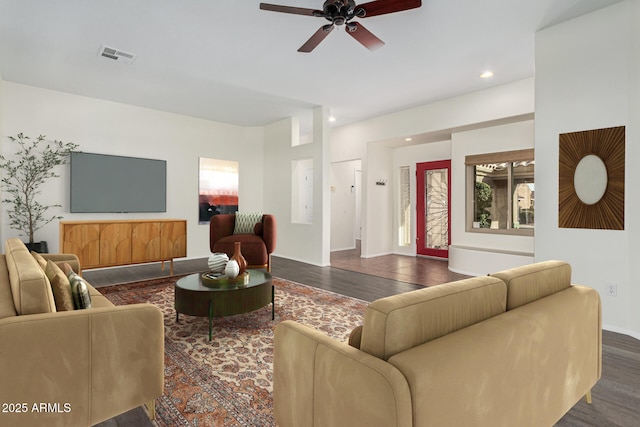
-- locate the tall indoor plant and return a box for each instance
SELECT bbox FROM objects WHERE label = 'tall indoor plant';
[0,133,78,252]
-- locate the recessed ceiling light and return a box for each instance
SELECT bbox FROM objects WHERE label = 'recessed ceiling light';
[328,116,336,122]
[480,71,494,79]
[404,137,413,142]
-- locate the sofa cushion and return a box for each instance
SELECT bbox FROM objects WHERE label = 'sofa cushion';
[233,212,263,234]
[5,238,56,315]
[360,276,507,360]
[490,260,571,310]
[214,234,268,266]
[87,284,115,308]
[44,260,75,311]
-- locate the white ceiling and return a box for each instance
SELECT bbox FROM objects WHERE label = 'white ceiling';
[0,0,624,132]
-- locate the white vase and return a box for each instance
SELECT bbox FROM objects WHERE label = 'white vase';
[208,252,229,273]
[224,260,240,278]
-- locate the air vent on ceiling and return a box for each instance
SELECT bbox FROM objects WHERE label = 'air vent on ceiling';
[98,45,136,64]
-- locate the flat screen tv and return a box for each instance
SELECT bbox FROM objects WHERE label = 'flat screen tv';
[70,152,167,213]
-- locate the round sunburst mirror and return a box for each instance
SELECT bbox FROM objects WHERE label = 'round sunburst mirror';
[558,126,625,230]
[573,154,608,205]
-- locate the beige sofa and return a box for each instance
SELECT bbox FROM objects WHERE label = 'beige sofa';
[0,238,164,427]
[274,260,602,427]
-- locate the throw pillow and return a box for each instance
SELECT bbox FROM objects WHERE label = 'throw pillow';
[61,262,75,276]
[233,212,263,234]
[31,251,48,271]
[44,260,75,311]
[67,270,92,310]
[254,222,263,236]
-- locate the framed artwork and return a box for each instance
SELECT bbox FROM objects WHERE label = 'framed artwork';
[558,126,625,230]
[198,158,239,224]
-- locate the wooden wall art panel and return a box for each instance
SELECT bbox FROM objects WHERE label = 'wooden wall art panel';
[558,126,625,230]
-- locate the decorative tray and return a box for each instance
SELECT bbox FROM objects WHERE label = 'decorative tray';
[201,271,249,287]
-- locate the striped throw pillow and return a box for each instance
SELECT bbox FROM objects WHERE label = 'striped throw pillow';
[67,271,92,310]
[234,212,263,234]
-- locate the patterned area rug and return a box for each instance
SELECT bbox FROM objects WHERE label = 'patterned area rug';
[101,275,368,427]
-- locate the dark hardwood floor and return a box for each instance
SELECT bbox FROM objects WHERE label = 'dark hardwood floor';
[84,246,640,427]
[330,242,470,287]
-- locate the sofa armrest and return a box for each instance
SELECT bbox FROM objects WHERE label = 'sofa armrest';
[42,253,81,274]
[274,320,412,427]
[262,214,277,254]
[0,304,164,427]
[209,214,235,251]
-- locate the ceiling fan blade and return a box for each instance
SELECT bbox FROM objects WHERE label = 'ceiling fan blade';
[346,22,385,51]
[260,3,321,16]
[356,0,422,17]
[298,24,334,53]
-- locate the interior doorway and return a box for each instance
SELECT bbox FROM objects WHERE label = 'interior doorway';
[416,160,451,258]
[330,159,362,253]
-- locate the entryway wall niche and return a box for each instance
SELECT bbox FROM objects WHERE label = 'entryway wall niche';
[291,158,314,224]
[330,159,362,251]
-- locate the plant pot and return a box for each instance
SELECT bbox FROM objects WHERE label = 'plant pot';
[26,241,49,253]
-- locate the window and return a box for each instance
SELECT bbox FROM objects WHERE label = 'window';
[399,166,411,246]
[466,149,534,235]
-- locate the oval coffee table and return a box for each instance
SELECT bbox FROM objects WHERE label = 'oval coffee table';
[174,270,274,341]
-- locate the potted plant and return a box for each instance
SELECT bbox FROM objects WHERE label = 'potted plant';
[0,133,78,252]
[474,181,493,228]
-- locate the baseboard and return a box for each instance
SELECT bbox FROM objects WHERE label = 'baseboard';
[330,245,357,252]
[447,265,481,276]
[602,324,640,341]
[272,253,330,267]
[360,252,392,259]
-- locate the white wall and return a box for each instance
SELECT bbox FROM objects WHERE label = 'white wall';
[331,78,535,259]
[629,0,640,339]
[263,107,331,266]
[535,0,639,337]
[0,82,264,259]
[363,143,394,257]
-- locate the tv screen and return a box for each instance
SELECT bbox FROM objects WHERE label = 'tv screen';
[70,152,167,213]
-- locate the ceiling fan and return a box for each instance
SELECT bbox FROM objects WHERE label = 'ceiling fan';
[259,0,422,52]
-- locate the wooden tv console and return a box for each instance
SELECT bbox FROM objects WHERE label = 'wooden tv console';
[60,219,187,274]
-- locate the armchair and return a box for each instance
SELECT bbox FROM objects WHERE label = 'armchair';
[210,214,276,272]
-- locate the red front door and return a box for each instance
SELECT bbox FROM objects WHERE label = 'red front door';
[416,160,451,258]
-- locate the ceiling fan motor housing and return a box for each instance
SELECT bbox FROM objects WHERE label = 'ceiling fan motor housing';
[322,0,360,25]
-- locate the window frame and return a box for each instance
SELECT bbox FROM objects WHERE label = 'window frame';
[465,149,535,236]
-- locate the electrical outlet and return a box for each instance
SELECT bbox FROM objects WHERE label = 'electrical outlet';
[606,283,618,297]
